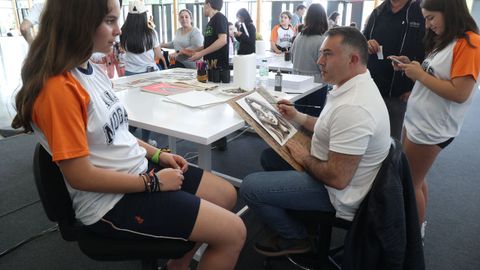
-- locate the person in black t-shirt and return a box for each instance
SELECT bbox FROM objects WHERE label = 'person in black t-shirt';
[188,0,229,70]
[235,8,256,55]
[363,0,425,140]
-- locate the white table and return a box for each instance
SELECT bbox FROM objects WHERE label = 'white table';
[114,68,322,175]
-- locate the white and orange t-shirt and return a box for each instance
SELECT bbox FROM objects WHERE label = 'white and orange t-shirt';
[270,24,295,49]
[31,63,147,225]
[405,31,480,144]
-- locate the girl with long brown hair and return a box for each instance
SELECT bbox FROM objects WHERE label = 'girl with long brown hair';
[391,0,480,239]
[12,0,245,269]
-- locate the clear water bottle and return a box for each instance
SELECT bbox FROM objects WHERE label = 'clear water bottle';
[259,59,269,87]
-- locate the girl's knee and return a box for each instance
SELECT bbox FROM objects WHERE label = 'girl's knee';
[206,215,246,249]
[214,174,238,209]
[217,182,237,210]
[192,201,246,247]
[199,173,237,209]
[229,215,247,248]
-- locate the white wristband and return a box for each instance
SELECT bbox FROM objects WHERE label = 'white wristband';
[293,112,308,125]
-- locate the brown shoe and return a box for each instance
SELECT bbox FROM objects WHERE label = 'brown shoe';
[254,234,311,257]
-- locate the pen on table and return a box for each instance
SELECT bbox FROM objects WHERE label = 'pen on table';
[270,102,322,109]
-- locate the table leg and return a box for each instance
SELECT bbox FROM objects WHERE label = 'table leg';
[168,136,177,153]
[197,144,212,171]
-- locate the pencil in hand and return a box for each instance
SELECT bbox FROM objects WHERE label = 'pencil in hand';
[271,102,322,109]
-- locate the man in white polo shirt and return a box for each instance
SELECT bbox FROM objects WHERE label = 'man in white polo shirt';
[240,27,391,257]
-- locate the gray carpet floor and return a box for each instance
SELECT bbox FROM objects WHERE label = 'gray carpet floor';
[1,92,480,269]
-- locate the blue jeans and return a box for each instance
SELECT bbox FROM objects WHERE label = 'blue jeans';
[240,170,335,240]
[260,148,293,171]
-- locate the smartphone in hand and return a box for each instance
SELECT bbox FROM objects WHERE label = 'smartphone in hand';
[389,57,404,65]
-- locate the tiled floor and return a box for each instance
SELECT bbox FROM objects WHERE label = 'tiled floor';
[0,36,29,133]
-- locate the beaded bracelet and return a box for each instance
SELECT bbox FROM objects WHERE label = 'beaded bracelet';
[139,170,163,193]
[139,173,151,192]
[149,170,159,192]
[141,174,148,192]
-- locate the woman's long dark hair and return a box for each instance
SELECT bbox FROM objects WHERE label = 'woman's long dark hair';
[120,12,155,53]
[12,0,110,132]
[328,11,339,21]
[421,0,478,55]
[302,4,328,36]
[236,8,253,24]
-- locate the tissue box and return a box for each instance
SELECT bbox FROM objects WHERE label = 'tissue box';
[267,72,314,88]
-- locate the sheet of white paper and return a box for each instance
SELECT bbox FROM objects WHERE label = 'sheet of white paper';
[164,91,226,108]
[377,45,384,60]
[242,23,249,37]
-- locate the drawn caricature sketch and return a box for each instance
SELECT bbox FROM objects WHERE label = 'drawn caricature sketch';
[237,92,296,145]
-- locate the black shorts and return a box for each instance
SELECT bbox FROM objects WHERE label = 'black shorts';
[86,163,203,241]
[437,137,455,149]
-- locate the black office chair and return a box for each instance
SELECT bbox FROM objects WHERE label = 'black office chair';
[279,143,395,270]
[280,210,351,270]
[33,144,195,270]
[278,139,423,270]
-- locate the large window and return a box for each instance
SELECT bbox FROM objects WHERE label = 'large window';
[361,0,376,31]
[0,0,403,40]
[0,0,47,37]
[0,0,19,36]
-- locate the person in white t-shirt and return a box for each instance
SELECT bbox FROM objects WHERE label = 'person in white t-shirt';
[270,11,295,54]
[120,0,168,145]
[20,1,45,44]
[11,1,246,269]
[390,0,480,237]
[120,0,167,75]
[240,27,391,257]
[328,11,340,29]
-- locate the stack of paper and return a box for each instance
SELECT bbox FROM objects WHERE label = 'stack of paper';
[267,73,314,88]
[174,81,219,91]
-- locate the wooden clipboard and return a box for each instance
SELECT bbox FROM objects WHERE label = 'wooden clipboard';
[228,90,312,171]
